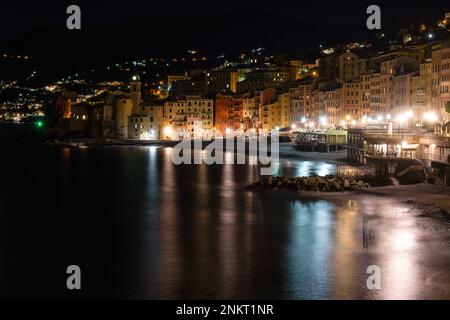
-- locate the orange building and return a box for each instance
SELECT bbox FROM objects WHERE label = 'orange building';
[214,93,244,135]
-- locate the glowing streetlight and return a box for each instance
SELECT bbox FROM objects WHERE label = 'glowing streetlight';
[164,126,173,138]
[405,110,414,119]
[362,115,367,124]
[423,111,438,123]
[396,114,408,124]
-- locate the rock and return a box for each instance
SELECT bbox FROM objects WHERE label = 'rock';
[344,179,350,189]
[333,182,341,191]
[248,174,371,193]
[397,165,426,185]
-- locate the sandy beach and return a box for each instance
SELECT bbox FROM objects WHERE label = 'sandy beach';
[281,183,450,217]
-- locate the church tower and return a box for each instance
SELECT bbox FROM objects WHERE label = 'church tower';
[130,74,141,115]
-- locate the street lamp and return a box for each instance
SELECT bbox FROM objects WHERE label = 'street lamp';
[423,111,438,123]
[163,126,173,139]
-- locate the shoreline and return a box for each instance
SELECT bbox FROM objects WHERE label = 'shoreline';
[252,183,450,215]
[360,183,450,215]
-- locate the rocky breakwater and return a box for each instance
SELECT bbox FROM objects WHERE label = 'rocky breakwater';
[247,174,370,192]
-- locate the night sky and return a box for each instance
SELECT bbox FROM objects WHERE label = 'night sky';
[0,0,449,41]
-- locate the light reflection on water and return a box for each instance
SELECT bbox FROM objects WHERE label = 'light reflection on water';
[2,145,450,299]
[136,147,450,299]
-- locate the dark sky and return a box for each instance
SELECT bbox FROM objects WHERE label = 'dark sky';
[0,0,449,41]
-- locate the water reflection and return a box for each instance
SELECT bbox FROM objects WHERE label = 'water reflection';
[279,159,335,177]
[2,145,450,299]
[285,201,333,298]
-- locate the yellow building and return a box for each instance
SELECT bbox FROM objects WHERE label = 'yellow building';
[277,92,291,128]
[261,101,281,131]
[342,81,362,125]
[128,104,163,140]
[324,88,342,126]
[432,43,450,119]
[360,73,371,120]
[163,96,214,139]
[369,72,382,119]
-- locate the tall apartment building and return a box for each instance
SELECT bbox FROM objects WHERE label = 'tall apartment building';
[312,80,342,125]
[415,62,433,111]
[206,69,238,95]
[237,69,290,93]
[289,80,313,125]
[338,52,362,82]
[361,73,372,120]
[324,88,342,126]
[319,51,368,82]
[215,93,244,135]
[312,89,326,125]
[380,56,419,116]
[369,73,382,119]
[242,96,258,129]
[163,96,214,139]
[432,42,450,119]
[277,91,291,129]
[261,100,281,132]
[393,71,417,117]
[257,88,280,131]
[128,102,163,140]
[342,81,362,124]
[318,54,338,80]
